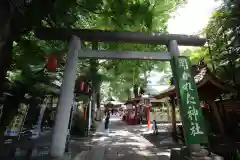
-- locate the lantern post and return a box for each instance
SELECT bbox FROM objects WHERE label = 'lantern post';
[50,36,81,158]
[87,82,93,134]
[88,95,92,134]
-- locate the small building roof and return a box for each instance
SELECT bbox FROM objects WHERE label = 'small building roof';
[105,101,124,105]
[154,67,238,101]
[124,97,142,105]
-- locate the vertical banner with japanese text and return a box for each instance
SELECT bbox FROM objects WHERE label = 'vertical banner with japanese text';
[172,56,208,144]
[4,103,29,136]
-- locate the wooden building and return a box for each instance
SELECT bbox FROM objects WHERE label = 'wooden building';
[123,97,142,125]
[154,64,239,140]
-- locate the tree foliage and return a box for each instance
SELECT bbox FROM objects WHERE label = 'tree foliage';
[181,1,240,86]
[94,0,185,100]
[204,1,240,85]
[8,0,184,100]
[0,0,186,136]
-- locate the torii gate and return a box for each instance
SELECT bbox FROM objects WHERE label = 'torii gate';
[35,28,208,158]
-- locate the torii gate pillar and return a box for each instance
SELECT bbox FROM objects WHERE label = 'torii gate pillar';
[50,36,80,158]
[168,40,201,153]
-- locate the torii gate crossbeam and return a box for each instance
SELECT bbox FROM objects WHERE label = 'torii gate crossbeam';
[80,49,171,60]
[35,27,205,46]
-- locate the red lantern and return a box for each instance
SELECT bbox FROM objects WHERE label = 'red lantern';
[75,76,92,94]
[46,54,57,71]
[77,76,86,92]
[79,80,85,91]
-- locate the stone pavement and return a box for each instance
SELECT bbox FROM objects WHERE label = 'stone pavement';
[69,136,93,158]
[69,121,103,157]
[75,115,172,160]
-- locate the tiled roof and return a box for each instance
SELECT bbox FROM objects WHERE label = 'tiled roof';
[154,67,237,99]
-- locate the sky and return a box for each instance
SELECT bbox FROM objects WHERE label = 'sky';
[167,0,222,35]
[147,0,222,94]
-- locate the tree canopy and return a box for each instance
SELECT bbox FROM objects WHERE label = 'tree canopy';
[5,0,186,101]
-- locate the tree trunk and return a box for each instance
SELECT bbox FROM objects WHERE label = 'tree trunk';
[90,59,98,122]
[96,83,101,109]
[126,89,131,100]
[133,85,138,98]
[0,16,13,95]
[0,18,14,137]
[143,71,148,85]
[0,38,13,93]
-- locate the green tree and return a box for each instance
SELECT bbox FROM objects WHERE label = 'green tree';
[181,47,210,65]
[179,1,240,87]
[0,0,186,137]
[95,0,185,99]
[203,0,240,85]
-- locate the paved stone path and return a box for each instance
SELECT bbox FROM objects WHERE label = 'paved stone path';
[89,115,171,160]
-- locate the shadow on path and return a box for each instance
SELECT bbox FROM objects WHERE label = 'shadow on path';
[90,115,175,160]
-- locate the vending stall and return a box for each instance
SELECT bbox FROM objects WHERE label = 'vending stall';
[104,101,124,116]
[124,98,141,125]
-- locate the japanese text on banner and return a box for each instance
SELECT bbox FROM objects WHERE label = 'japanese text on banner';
[179,58,204,137]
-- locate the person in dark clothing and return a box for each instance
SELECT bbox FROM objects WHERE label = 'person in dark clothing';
[152,120,158,135]
[104,109,108,116]
[105,111,110,132]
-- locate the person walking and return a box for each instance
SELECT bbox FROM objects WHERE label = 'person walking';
[105,111,110,135]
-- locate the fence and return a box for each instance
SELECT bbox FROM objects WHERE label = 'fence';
[150,112,181,122]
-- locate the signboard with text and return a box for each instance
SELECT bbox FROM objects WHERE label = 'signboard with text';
[172,56,208,144]
[4,103,29,136]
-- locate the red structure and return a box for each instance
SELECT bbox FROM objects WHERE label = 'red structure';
[123,98,141,125]
[46,54,57,71]
[146,104,150,129]
[80,81,85,91]
[75,76,92,95]
[75,76,92,122]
